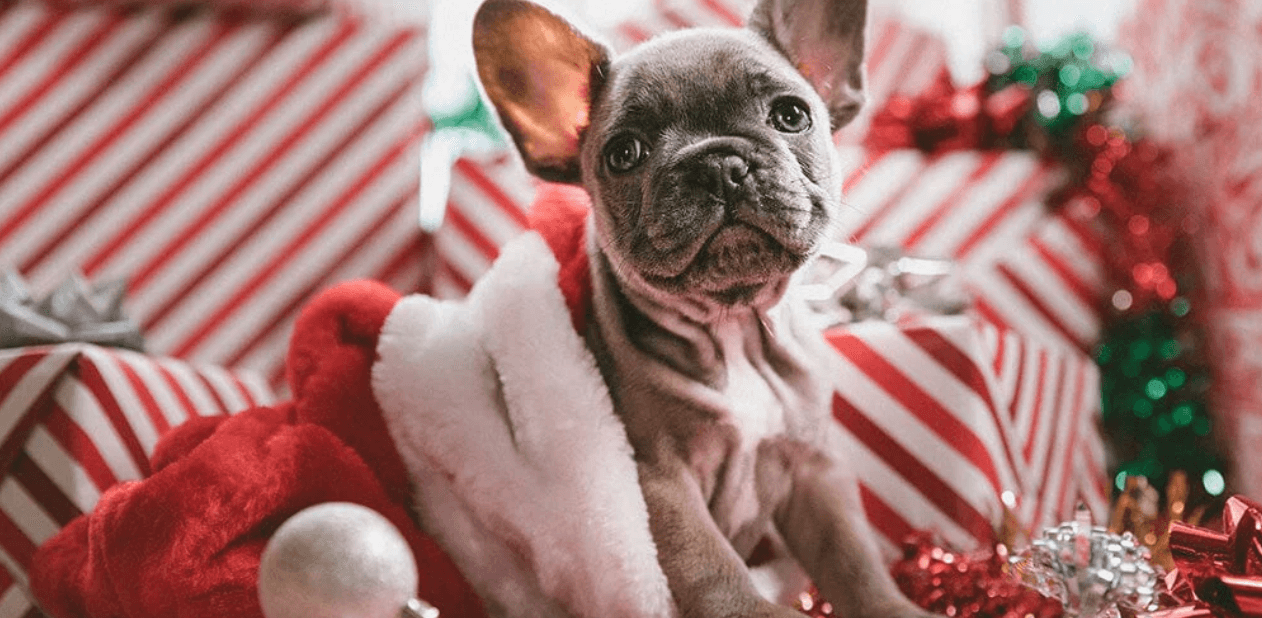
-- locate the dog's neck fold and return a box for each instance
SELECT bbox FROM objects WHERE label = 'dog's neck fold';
[585,226,831,456]
[587,231,778,386]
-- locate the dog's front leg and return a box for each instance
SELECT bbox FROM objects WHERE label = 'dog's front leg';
[756,438,939,618]
[638,457,805,618]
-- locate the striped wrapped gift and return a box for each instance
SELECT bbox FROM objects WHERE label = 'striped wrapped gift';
[0,342,274,610]
[44,0,328,17]
[835,146,1107,352]
[429,153,537,299]
[0,0,430,390]
[824,315,1108,555]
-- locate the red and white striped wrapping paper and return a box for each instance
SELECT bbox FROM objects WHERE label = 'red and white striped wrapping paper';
[0,342,275,611]
[0,569,35,618]
[44,0,327,17]
[0,0,430,390]
[823,315,1108,555]
[835,146,1107,352]
[429,153,538,299]
[605,0,950,144]
[43,0,429,22]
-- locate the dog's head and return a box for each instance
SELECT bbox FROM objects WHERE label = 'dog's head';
[474,0,867,316]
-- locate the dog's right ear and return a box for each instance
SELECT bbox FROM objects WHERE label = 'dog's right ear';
[748,0,868,129]
[473,0,609,184]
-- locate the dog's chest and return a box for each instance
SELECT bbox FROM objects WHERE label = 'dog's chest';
[699,319,789,538]
[713,320,787,446]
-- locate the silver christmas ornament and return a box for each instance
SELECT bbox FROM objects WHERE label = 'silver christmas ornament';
[258,502,435,618]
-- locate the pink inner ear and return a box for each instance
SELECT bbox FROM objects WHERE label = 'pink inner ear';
[514,61,592,166]
[474,0,608,178]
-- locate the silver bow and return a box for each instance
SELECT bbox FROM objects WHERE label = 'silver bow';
[0,271,144,351]
[800,242,969,329]
[1011,504,1162,618]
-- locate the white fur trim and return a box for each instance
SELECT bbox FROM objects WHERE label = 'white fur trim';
[373,232,675,618]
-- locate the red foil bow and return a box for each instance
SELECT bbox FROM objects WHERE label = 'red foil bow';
[1147,495,1262,617]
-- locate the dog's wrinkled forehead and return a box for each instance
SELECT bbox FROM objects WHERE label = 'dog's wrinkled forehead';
[593,30,819,135]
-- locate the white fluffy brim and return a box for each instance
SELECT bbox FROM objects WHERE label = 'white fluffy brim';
[372,232,675,618]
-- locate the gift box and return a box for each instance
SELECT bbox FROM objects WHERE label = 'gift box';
[835,146,1107,352]
[0,342,274,608]
[429,153,537,299]
[822,314,1108,555]
[44,0,327,16]
[0,0,430,389]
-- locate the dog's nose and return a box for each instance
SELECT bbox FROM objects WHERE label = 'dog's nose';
[692,154,750,197]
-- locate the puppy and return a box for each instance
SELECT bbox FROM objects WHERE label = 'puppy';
[473,1,938,617]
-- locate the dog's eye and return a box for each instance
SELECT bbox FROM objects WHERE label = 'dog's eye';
[769,98,812,133]
[604,135,649,173]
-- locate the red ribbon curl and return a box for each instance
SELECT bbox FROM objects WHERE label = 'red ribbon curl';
[1148,496,1262,617]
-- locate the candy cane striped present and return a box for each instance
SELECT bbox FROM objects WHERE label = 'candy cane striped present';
[43,0,327,16]
[825,315,1108,555]
[0,342,274,595]
[430,154,538,299]
[0,1,430,390]
[836,146,1107,351]
[43,0,429,20]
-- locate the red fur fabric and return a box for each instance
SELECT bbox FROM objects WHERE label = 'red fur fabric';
[29,187,591,618]
[528,183,593,333]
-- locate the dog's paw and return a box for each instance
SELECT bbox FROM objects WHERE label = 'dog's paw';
[754,436,846,512]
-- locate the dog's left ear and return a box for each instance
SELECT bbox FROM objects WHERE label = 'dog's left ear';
[748,0,868,129]
[473,0,610,184]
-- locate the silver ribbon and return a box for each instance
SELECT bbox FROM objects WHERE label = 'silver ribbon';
[0,271,144,351]
[1011,504,1162,618]
[800,241,969,328]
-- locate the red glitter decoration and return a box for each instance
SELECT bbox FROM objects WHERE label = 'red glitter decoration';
[1048,127,1196,314]
[864,72,1031,155]
[795,535,1064,618]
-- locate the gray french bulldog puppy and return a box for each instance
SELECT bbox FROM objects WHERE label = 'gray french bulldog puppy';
[473,1,939,617]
